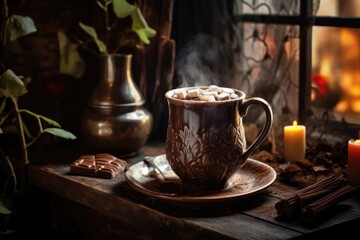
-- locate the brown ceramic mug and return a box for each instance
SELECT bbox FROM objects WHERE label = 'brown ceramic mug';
[165,86,273,191]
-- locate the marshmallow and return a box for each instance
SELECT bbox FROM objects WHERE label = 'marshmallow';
[222,88,235,94]
[217,92,230,100]
[200,95,216,102]
[230,93,239,99]
[187,89,201,98]
[172,86,238,102]
[208,85,224,93]
[175,90,187,99]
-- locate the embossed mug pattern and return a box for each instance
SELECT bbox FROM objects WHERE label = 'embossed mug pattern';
[165,87,273,191]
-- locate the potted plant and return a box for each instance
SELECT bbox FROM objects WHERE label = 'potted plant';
[0,1,76,236]
[75,0,156,55]
[69,0,156,156]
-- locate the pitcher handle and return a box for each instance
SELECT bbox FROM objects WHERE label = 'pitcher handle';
[240,97,273,158]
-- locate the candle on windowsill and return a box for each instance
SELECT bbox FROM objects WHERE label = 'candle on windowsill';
[284,121,306,163]
[348,139,360,186]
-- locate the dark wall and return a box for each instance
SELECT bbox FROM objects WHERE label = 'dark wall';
[171,0,235,88]
[1,0,95,137]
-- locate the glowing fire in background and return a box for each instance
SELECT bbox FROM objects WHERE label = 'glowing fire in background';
[312,1,360,123]
[334,29,360,114]
[312,29,360,116]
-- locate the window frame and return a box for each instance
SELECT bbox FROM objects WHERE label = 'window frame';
[233,0,360,124]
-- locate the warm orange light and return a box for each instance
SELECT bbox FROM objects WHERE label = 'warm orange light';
[313,27,360,118]
[335,101,348,112]
[352,100,360,113]
[319,58,332,80]
[341,30,359,61]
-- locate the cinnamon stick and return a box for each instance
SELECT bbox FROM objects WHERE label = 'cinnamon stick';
[301,185,357,223]
[297,176,345,207]
[275,175,344,216]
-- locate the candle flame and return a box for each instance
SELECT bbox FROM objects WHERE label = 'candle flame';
[293,121,298,126]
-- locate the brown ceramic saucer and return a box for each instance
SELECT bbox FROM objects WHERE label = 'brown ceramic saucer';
[125,154,277,206]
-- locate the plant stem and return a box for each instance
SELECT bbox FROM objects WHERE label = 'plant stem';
[26,132,42,149]
[0,0,9,69]
[1,0,8,47]
[10,96,29,165]
[104,0,112,49]
[0,148,17,195]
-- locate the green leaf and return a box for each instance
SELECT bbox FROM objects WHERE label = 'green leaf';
[134,28,156,45]
[95,40,107,54]
[79,22,99,41]
[20,109,61,127]
[79,22,107,54]
[7,15,37,41]
[57,31,85,79]
[143,27,157,38]
[131,8,156,44]
[131,7,148,30]
[134,29,150,44]
[0,69,27,97]
[113,0,136,18]
[20,76,32,86]
[38,115,61,127]
[96,0,107,10]
[43,128,77,140]
[0,200,12,215]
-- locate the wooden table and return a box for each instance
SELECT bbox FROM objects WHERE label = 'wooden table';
[27,141,360,239]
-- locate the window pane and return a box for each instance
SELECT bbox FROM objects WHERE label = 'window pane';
[312,26,360,125]
[235,0,300,15]
[230,22,300,140]
[316,0,360,17]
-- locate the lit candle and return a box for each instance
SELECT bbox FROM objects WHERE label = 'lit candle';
[348,139,360,186]
[284,121,306,163]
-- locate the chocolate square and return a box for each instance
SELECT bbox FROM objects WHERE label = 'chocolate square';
[70,154,127,179]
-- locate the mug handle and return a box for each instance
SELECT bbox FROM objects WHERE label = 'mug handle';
[239,97,273,158]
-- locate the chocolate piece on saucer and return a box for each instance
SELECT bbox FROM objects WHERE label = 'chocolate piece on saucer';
[70,153,127,179]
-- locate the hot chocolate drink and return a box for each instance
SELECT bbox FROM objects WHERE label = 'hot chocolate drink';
[165,86,273,191]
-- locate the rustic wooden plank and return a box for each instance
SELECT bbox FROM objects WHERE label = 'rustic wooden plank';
[28,164,235,240]
[50,195,151,240]
[26,142,360,239]
[185,214,301,240]
[27,161,300,239]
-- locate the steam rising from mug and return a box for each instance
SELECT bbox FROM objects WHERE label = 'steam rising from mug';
[176,34,221,87]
